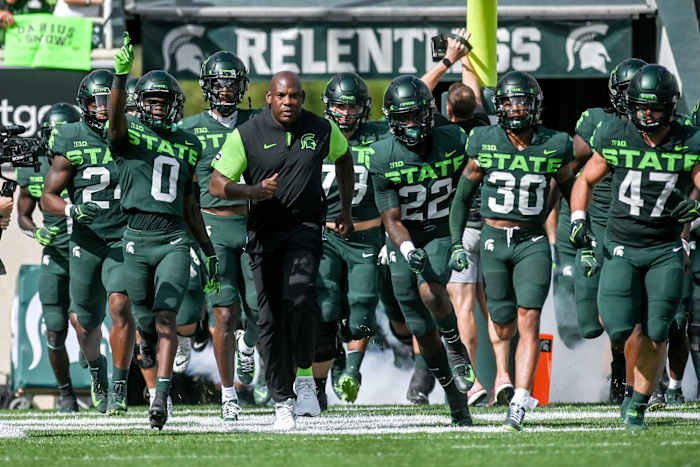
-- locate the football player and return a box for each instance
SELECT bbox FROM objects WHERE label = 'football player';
[450,71,580,431]
[17,103,81,412]
[312,72,388,408]
[570,64,700,429]
[179,50,259,420]
[42,71,135,416]
[370,75,474,426]
[108,33,220,429]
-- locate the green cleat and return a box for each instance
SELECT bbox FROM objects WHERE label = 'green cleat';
[253,383,272,406]
[331,347,346,400]
[665,387,685,405]
[620,396,630,423]
[235,329,255,385]
[88,355,109,413]
[335,373,361,403]
[624,401,648,431]
[452,363,476,394]
[57,393,79,414]
[646,390,666,411]
[107,381,128,415]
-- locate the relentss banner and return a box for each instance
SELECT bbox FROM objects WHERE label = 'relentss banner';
[143,20,631,81]
[0,69,88,136]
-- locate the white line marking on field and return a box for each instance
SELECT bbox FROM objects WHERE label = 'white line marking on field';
[0,424,25,439]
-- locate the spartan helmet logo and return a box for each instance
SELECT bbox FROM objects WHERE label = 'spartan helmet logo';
[613,245,625,257]
[162,24,206,77]
[566,24,611,74]
[126,241,135,255]
[301,133,317,150]
[484,239,495,251]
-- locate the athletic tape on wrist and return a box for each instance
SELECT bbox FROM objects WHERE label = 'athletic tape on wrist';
[571,210,586,222]
[399,241,415,261]
[64,204,73,217]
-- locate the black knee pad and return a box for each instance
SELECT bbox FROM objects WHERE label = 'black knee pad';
[314,321,339,362]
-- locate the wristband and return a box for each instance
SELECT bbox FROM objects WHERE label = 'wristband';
[64,204,73,217]
[399,241,416,261]
[441,57,453,68]
[571,210,586,222]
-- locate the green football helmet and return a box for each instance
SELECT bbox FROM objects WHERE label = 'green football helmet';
[40,103,81,146]
[323,72,371,132]
[493,71,542,131]
[382,75,434,146]
[626,64,679,132]
[134,70,184,131]
[199,51,249,117]
[76,69,113,133]
[126,77,139,113]
[608,58,647,116]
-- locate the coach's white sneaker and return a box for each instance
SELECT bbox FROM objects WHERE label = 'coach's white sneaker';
[173,336,192,374]
[294,376,321,417]
[273,398,296,431]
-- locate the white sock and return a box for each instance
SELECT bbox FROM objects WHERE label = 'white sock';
[512,388,530,404]
[668,378,683,390]
[148,388,156,404]
[222,386,238,403]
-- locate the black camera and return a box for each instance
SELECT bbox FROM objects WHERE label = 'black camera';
[431,33,473,62]
[0,125,43,170]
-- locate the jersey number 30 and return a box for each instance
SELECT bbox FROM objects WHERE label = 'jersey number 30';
[487,171,546,216]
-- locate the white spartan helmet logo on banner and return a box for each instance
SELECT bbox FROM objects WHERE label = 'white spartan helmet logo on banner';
[566,24,611,74]
[162,24,206,76]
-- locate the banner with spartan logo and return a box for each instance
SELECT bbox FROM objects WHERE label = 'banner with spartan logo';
[142,19,632,81]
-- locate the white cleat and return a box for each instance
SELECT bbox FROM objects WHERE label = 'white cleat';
[294,375,320,417]
[221,399,241,422]
[273,398,296,431]
[173,336,192,374]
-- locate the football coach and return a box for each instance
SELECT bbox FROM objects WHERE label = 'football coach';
[210,71,355,430]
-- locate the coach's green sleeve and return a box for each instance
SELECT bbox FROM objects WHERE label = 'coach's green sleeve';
[211,128,247,182]
[449,175,477,244]
[327,120,349,163]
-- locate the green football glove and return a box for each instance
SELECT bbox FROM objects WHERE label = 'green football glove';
[69,202,101,225]
[579,248,598,277]
[569,218,592,249]
[34,226,60,246]
[670,199,700,224]
[204,255,221,295]
[114,32,134,75]
[448,243,468,272]
[406,248,427,274]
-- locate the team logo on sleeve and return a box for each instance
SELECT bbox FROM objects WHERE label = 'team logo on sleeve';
[301,133,317,150]
[126,241,135,255]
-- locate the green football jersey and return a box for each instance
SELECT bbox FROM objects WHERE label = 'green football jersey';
[48,121,127,240]
[468,125,573,225]
[16,156,70,251]
[113,115,201,218]
[592,119,700,247]
[325,121,389,222]
[575,107,619,226]
[179,109,257,209]
[370,124,467,241]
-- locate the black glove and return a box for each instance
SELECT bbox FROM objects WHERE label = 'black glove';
[569,218,593,249]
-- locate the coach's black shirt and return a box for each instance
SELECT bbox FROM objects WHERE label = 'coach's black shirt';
[212,108,348,232]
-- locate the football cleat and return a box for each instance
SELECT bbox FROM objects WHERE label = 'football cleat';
[646,391,666,411]
[331,345,346,399]
[57,393,79,414]
[273,398,296,431]
[235,329,255,385]
[139,331,157,369]
[294,376,320,417]
[254,383,272,406]
[88,355,109,413]
[191,317,210,352]
[444,339,474,393]
[467,379,488,407]
[406,368,435,405]
[221,399,241,422]
[149,392,173,418]
[624,401,648,431]
[665,388,685,405]
[106,380,128,415]
[149,392,169,430]
[620,396,631,423]
[503,401,526,432]
[493,376,515,406]
[335,372,361,403]
[445,386,472,426]
[173,336,192,374]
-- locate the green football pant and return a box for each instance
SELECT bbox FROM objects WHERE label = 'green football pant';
[69,231,126,329]
[122,227,190,334]
[480,223,551,325]
[386,236,451,337]
[39,250,70,332]
[317,227,381,339]
[177,244,206,328]
[554,207,580,346]
[598,239,684,343]
[574,221,606,339]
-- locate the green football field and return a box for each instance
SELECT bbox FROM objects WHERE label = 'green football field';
[0,403,698,466]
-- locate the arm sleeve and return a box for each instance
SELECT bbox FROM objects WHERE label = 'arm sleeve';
[327,120,349,163]
[211,128,247,182]
[449,175,477,244]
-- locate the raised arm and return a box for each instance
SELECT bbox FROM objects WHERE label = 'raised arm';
[421,29,471,92]
[109,32,134,145]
